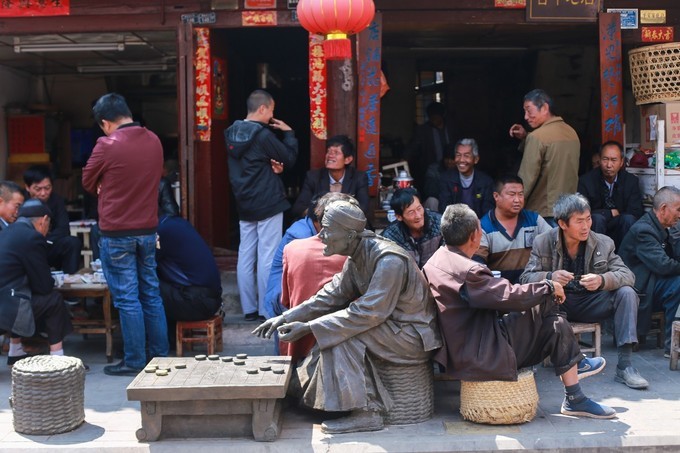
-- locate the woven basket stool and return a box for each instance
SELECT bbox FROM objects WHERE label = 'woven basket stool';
[11,355,86,435]
[375,359,434,425]
[460,368,538,425]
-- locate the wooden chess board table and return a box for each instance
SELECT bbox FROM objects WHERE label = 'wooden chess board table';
[127,355,292,442]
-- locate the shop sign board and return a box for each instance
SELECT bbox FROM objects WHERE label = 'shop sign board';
[242,10,277,26]
[494,0,525,8]
[527,0,601,23]
[640,10,666,25]
[606,8,638,29]
[0,0,70,17]
[641,26,674,43]
[244,0,277,9]
[357,17,382,196]
[181,12,217,24]
[599,12,624,145]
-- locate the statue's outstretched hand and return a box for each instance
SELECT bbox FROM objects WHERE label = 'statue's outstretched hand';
[278,321,312,343]
[252,315,286,339]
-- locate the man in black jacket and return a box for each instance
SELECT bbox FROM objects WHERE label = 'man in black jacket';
[224,90,298,321]
[24,165,82,273]
[0,199,73,365]
[619,186,680,356]
[577,141,644,248]
[0,180,24,231]
[292,135,369,217]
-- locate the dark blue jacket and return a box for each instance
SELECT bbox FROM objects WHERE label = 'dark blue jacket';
[156,216,222,294]
[438,169,495,218]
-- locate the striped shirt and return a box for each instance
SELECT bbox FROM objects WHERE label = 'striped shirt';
[476,209,552,283]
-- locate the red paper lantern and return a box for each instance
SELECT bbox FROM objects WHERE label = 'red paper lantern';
[297,0,375,60]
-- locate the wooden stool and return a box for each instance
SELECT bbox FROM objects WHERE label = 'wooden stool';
[176,316,223,356]
[648,311,666,349]
[670,321,680,371]
[544,322,600,367]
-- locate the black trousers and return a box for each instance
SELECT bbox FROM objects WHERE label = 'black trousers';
[11,291,73,345]
[501,297,583,377]
[48,235,82,274]
[159,280,222,346]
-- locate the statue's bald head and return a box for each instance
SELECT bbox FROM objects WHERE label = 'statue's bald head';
[323,200,366,233]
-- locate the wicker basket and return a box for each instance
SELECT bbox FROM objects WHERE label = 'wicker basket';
[460,369,538,425]
[629,43,680,105]
[10,355,86,435]
[375,359,434,425]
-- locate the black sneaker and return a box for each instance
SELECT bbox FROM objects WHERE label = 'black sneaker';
[103,361,143,376]
[7,354,29,366]
[244,312,260,322]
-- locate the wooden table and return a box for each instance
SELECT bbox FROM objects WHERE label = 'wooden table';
[127,355,292,442]
[57,282,117,363]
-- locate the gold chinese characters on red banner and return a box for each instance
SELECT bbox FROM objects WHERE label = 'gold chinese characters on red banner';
[195,28,211,142]
[641,26,674,43]
[242,10,277,26]
[494,0,525,8]
[244,0,276,8]
[308,35,327,140]
[0,0,69,16]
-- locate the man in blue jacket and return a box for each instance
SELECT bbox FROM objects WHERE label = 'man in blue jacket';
[225,90,298,321]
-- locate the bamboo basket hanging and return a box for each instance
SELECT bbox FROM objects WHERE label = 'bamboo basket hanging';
[629,43,680,105]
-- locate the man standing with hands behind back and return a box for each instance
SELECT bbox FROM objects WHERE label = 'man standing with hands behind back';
[83,93,168,376]
[225,89,298,322]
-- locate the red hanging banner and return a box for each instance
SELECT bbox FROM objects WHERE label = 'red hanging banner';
[0,0,70,17]
[599,13,623,145]
[194,27,211,142]
[309,34,327,141]
[356,14,382,197]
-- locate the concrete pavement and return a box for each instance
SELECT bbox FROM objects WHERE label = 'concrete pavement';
[1,317,680,452]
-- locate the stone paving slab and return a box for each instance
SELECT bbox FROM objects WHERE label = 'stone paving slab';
[1,328,680,452]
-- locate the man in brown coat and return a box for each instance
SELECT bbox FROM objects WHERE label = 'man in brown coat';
[423,203,615,419]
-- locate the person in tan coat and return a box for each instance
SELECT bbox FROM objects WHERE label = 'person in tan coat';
[509,89,580,224]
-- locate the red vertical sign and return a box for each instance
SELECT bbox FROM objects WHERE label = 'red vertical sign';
[195,28,211,142]
[356,15,382,197]
[599,13,623,144]
[309,34,327,141]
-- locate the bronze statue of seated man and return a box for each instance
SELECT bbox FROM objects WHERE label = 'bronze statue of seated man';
[254,199,441,434]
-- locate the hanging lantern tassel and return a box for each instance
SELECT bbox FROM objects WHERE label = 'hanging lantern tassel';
[324,33,351,60]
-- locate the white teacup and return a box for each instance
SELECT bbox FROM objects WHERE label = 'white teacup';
[51,271,65,287]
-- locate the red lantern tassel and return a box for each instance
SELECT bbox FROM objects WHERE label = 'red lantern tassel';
[324,33,351,60]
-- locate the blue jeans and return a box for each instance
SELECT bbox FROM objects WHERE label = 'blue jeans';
[100,234,169,369]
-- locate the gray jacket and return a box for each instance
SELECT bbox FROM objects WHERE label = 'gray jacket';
[520,228,635,291]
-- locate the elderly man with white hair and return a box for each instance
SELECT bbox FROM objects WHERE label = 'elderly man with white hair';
[254,198,441,434]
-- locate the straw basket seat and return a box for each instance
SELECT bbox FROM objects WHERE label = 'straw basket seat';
[11,355,86,435]
[375,359,434,425]
[460,368,538,425]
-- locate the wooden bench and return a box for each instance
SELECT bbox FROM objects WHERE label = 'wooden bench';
[544,322,600,367]
[127,356,292,441]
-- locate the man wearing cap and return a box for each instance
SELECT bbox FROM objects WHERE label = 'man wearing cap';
[0,180,24,232]
[292,135,369,217]
[255,199,441,434]
[0,199,73,365]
